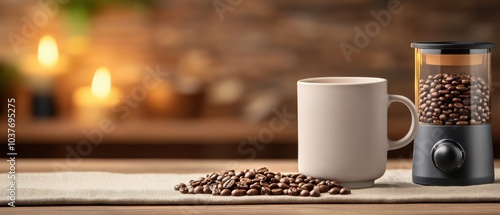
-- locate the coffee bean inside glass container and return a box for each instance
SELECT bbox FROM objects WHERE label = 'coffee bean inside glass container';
[418,73,490,125]
[174,167,351,197]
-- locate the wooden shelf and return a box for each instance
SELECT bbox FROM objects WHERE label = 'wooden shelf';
[5,118,298,144]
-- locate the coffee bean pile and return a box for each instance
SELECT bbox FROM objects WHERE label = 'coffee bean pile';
[418,73,490,125]
[174,167,351,197]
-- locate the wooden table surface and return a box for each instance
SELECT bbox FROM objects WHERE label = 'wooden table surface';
[2,159,500,215]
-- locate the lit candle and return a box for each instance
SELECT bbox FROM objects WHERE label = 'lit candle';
[20,35,69,118]
[72,67,121,125]
[38,35,59,70]
[20,35,68,91]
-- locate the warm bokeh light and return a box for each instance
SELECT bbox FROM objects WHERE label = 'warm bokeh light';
[37,35,59,68]
[91,67,112,98]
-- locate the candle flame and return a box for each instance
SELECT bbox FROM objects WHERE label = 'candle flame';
[37,35,59,68]
[91,67,112,98]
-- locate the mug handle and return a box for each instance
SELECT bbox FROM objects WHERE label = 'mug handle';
[387,95,419,150]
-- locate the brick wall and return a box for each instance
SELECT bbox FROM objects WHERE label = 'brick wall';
[1,0,499,130]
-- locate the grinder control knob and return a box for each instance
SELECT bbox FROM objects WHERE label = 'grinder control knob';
[431,139,465,173]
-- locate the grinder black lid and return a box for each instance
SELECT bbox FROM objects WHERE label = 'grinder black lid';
[411,41,495,49]
[411,41,495,54]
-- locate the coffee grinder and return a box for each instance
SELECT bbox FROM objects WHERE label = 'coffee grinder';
[411,42,495,186]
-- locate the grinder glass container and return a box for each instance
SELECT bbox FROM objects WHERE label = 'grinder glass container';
[411,42,495,185]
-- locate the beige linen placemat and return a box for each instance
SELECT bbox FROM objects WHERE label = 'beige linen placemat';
[1,169,499,205]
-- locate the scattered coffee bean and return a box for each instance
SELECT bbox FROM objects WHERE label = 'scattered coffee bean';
[201,185,210,194]
[278,182,290,189]
[328,187,340,195]
[310,189,321,197]
[318,184,329,192]
[301,183,314,191]
[194,186,204,194]
[418,73,490,125]
[271,188,283,195]
[340,187,351,195]
[174,183,185,191]
[328,180,341,188]
[231,189,246,196]
[175,167,351,197]
[288,187,300,196]
[179,186,188,194]
[211,188,220,195]
[269,183,279,189]
[237,171,246,177]
[244,171,255,179]
[249,183,261,190]
[223,179,235,189]
[280,177,290,184]
[257,167,268,173]
[283,189,289,195]
[300,190,310,197]
[261,186,271,195]
[220,189,231,196]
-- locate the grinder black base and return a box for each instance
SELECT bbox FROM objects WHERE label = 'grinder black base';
[412,124,494,186]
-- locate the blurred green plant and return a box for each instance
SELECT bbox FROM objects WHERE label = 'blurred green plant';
[61,0,152,35]
[0,61,19,91]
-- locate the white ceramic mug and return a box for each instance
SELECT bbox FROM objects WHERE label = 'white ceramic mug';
[297,77,418,188]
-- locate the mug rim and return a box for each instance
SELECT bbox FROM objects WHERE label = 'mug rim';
[298,77,387,85]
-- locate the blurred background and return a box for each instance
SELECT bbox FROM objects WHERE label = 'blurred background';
[0,0,499,158]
